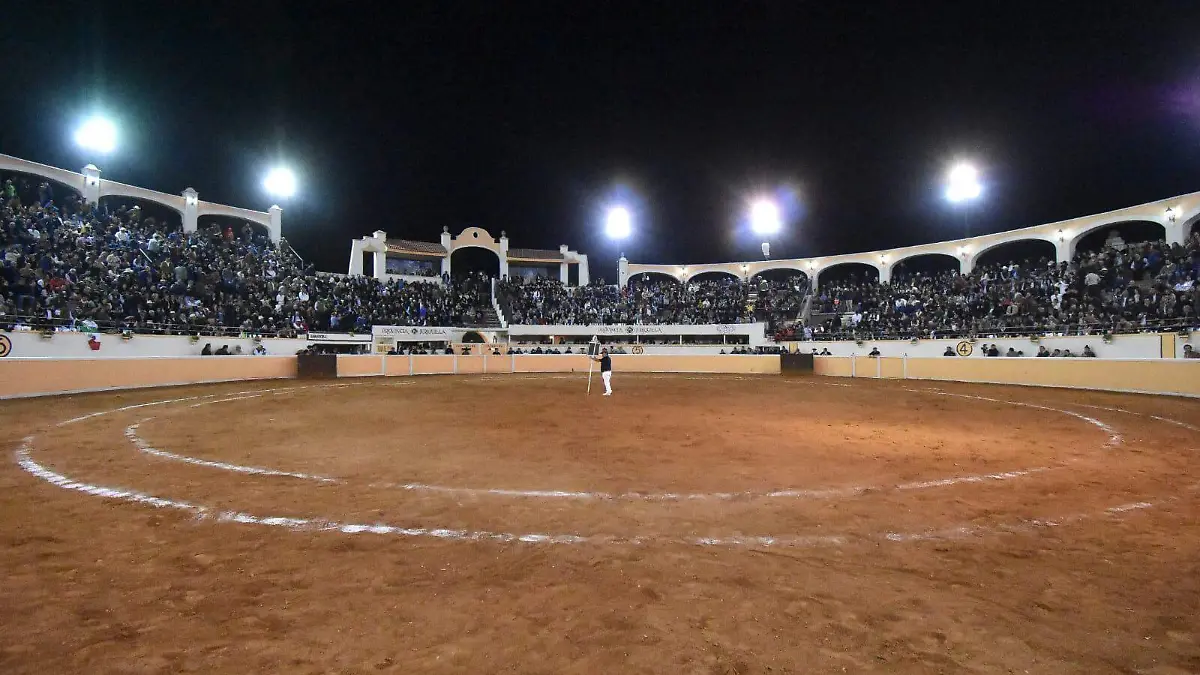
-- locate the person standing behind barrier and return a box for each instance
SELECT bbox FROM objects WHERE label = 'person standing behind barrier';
[591,347,614,396]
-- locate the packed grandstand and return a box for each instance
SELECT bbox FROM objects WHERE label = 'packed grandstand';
[1,170,1198,344]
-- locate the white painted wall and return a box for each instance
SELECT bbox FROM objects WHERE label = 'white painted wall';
[786,333,1164,359]
[1,331,311,359]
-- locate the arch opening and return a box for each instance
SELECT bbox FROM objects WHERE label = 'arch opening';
[892,253,960,278]
[449,246,500,280]
[1,171,83,212]
[1185,214,1199,240]
[96,196,183,234]
[972,239,1056,270]
[631,271,682,286]
[817,262,879,286]
[197,214,270,245]
[686,270,741,284]
[750,268,809,283]
[1073,220,1165,255]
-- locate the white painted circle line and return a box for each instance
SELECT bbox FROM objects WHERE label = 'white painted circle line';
[125,422,339,483]
[126,405,1058,501]
[902,388,1123,446]
[13,439,1164,549]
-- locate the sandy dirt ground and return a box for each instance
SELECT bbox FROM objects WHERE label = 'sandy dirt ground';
[1,373,1198,674]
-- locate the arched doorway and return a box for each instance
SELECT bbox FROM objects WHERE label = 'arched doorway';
[197,215,271,244]
[816,262,879,287]
[0,170,81,212]
[686,270,742,285]
[892,253,961,279]
[972,239,1056,270]
[96,195,183,235]
[1072,220,1165,255]
[450,246,500,281]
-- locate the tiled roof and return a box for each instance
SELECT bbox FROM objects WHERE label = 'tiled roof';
[386,239,446,256]
[508,247,564,261]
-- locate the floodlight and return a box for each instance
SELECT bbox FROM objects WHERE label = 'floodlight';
[263,167,297,198]
[750,198,782,235]
[945,162,982,203]
[74,117,117,154]
[605,206,632,239]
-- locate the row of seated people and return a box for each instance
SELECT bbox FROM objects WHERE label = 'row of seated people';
[3,175,1195,340]
[498,273,809,333]
[498,274,754,326]
[0,186,494,336]
[937,343,1098,357]
[809,232,1199,340]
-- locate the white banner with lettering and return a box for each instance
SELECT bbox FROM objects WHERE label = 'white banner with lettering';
[371,326,456,342]
[508,322,766,338]
[306,332,372,343]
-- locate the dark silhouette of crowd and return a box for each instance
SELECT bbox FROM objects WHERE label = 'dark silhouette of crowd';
[0,181,492,336]
[4,174,1196,343]
[811,231,1199,340]
[499,274,753,325]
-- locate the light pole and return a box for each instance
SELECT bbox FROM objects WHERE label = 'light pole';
[945,163,982,238]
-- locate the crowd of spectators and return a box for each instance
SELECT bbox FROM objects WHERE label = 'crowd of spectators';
[0,180,494,336]
[499,274,755,326]
[811,230,1199,340]
[3,172,1196,346]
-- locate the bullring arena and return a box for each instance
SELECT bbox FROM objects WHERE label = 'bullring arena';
[2,153,1200,673]
[3,353,1200,674]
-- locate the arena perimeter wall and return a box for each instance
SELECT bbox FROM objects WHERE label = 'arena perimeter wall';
[814,356,1200,397]
[0,354,779,398]
[334,354,782,377]
[3,353,1197,399]
[0,356,297,398]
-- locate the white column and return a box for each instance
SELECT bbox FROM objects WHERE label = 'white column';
[1165,220,1185,246]
[81,164,101,204]
[959,255,974,275]
[374,249,386,280]
[348,240,365,276]
[268,205,283,244]
[578,254,590,286]
[618,255,629,287]
[560,262,568,284]
[877,264,890,284]
[181,188,199,235]
[499,232,510,280]
[441,227,453,276]
[1054,238,1072,264]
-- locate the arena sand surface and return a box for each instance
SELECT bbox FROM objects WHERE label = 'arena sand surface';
[1,373,1198,674]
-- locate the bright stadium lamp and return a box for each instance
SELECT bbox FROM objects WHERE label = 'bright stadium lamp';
[263,167,297,199]
[945,163,981,203]
[749,198,782,236]
[74,117,117,154]
[605,205,632,239]
[945,161,982,237]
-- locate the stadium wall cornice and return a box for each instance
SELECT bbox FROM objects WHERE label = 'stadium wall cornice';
[0,153,282,242]
[620,191,1200,288]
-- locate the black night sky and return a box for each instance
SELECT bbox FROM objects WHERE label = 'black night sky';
[2,1,1199,279]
